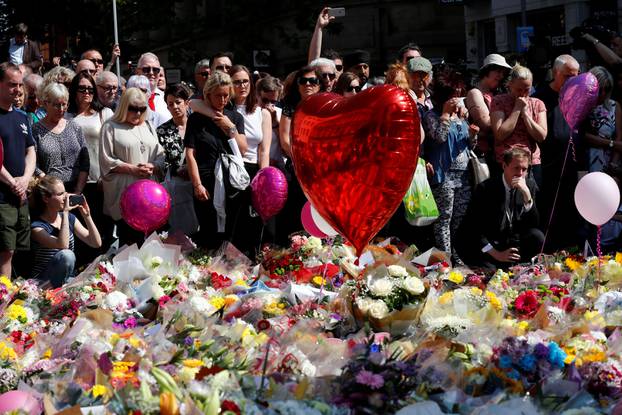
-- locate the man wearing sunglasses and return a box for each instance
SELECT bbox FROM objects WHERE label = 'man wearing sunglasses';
[210,51,234,74]
[75,59,97,77]
[309,57,337,92]
[135,52,172,127]
[192,58,211,99]
[344,49,371,90]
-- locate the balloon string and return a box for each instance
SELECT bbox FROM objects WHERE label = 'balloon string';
[569,132,577,163]
[597,225,602,258]
[540,132,573,254]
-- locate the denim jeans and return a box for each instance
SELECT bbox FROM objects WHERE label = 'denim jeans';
[37,249,76,288]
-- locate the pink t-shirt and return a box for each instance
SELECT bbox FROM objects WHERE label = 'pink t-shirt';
[491,94,546,165]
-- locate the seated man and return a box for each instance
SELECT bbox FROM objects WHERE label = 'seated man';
[456,147,544,270]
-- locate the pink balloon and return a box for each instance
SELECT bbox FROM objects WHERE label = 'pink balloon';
[251,167,288,222]
[0,390,40,415]
[120,179,171,234]
[301,202,327,238]
[574,172,620,226]
[559,72,599,130]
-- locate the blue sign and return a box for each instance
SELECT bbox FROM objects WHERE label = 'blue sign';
[517,26,534,52]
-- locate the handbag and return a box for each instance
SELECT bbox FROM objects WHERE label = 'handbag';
[403,158,439,226]
[162,156,199,235]
[468,149,490,186]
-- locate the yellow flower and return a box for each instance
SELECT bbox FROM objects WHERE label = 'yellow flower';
[517,321,529,336]
[486,291,502,310]
[43,348,52,359]
[91,384,109,398]
[438,292,454,305]
[470,287,483,297]
[6,304,27,322]
[312,276,327,286]
[0,342,17,361]
[448,271,464,284]
[129,337,142,349]
[209,296,226,310]
[193,339,201,348]
[0,276,12,290]
[182,359,203,368]
[565,257,582,271]
[277,302,286,309]
[584,310,606,327]
[235,279,249,288]
[109,333,120,346]
[264,301,285,315]
[616,252,622,264]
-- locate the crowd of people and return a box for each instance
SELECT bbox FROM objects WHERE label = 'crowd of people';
[2,10,622,288]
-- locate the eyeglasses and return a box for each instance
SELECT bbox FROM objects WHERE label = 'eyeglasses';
[197,71,210,78]
[89,58,104,65]
[128,105,147,113]
[141,66,161,74]
[77,86,94,94]
[262,97,278,105]
[345,85,362,93]
[232,79,250,86]
[335,64,343,72]
[298,77,319,86]
[215,65,232,72]
[80,69,97,75]
[321,73,336,81]
[355,63,369,70]
[99,85,118,93]
[47,101,68,109]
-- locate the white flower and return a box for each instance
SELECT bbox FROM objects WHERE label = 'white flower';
[305,236,322,250]
[369,277,394,297]
[188,267,202,283]
[189,295,215,315]
[355,297,374,313]
[388,265,408,277]
[103,291,129,311]
[368,300,390,319]
[149,256,164,269]
[402,277,425,295]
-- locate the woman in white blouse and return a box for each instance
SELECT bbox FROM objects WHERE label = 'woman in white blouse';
[99,87,165,246]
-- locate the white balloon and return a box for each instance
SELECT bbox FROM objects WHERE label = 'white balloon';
[310,204,339,236]
[574,172,620,226]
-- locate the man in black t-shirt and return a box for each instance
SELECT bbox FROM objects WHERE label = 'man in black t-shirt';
[0,62,36,278]
[533,55,580,251]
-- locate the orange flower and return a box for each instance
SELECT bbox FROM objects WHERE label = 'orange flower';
[160,392,180,415]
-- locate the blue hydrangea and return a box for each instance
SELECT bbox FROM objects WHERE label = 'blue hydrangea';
[548,342,567,369]
[499,354,513,369]
[507,368,521,380]
[369,343,381,353]
[519,354,537,372]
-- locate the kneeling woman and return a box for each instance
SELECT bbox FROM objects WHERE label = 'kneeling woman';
[30,176,102,287]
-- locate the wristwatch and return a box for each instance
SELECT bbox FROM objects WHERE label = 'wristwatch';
[228,126,237,137]
[610,139,615,149]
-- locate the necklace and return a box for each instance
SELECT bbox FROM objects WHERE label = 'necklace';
[129,124,147,154]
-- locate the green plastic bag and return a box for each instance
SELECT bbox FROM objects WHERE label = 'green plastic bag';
[403,158,439,226]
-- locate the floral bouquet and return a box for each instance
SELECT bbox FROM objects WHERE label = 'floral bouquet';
[349,264,427,336]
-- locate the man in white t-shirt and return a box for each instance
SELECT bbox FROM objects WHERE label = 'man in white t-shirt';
[135,52,171,127]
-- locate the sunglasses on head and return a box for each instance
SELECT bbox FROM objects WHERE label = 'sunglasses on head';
[89,58,104,65]
[77,86,94,94]
[215,65,232,71]
[141,66,161,74]
[298,76,319,86]
[321,72,336,81]
[346,85,362,93]
[128,105,147,113]
[197,71,210,78]
[335,64,343,72]
[232,79,250,86]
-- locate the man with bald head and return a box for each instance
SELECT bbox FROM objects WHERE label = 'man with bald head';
[75,59,97,77]
[533,54,581,251]
[135,52,171,126]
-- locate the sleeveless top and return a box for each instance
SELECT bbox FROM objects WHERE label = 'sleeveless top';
[235,104,263,164]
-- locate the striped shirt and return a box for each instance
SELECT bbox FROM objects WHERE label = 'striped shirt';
[31,214,76,278]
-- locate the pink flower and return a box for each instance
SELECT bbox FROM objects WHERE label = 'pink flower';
[158,295,171,307]
[123,316,138,329]
[355,369,385,389]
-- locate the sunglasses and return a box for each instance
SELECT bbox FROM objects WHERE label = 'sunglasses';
[232,79,250,86]
[335,64,343,72]
[262,97,278,105]
[197,71,210,78]
[99,85,118,93]
[346,85,362,93]
[81,69,97,75]
[215,65,232,71]
[321,72,336,81]
[128,105,147,113]
[77,86,94,94]
[89,58,104,65]
[298,77,319,86]
[141,66,161,74]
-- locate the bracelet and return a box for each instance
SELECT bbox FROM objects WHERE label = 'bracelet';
[593,39,600,45]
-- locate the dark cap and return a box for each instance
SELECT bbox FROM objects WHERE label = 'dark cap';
[344,49,371,68]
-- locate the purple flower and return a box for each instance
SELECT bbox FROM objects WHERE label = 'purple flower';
[355,369,385,389]
[184,336,194,346]
[534,343,549,359]
[123,316,138,329]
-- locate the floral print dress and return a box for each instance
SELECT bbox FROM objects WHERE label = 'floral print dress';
[156,119,185,174]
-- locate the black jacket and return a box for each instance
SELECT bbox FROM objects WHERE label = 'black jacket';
[456,175,539,256]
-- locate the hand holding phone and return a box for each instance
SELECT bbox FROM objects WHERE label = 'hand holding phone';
[328,7,345,17]
[69,194,85,207]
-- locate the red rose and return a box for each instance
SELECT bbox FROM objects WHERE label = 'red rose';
[221,400,241,415]
[210,272,233,289]
[514,290,541,318]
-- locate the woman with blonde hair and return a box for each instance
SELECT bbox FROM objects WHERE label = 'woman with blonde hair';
[185,71,246,248]
[99,87,165,246]
[491,64,547,186]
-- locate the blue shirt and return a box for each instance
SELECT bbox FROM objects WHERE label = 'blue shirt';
[0,107,35,205]
[31,213,76,278]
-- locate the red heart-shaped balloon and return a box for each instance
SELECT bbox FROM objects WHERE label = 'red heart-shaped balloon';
[291,85,420,254]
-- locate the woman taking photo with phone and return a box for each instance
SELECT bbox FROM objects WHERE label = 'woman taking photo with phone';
[30,176,101,288]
